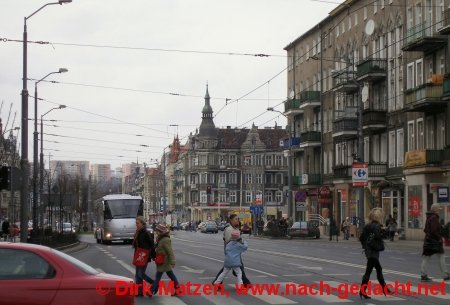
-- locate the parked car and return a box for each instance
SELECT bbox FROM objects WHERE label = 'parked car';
[197,222,206,231]
[240,223,251,235]
[180,222,190,230]
[62,223,75,234]
[217,221,228,231]
[0,243,134,305]
[287,221,320,239]
[201,221,218,233]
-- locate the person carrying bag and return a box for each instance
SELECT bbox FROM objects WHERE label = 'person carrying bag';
[132,216,155,297]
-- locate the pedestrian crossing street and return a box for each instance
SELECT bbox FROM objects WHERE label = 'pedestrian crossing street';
[135,280,450,305]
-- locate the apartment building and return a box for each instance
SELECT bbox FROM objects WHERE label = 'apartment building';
[178,86,289,222]
[284,0,450,239]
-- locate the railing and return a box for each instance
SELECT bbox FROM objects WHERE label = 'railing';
[297,173,321,185]
[284,99,301,112]
[309,214,328,225]
[362,110,387,126]
[332,69,357,88]
[405,84,443,106]
[356,59,387,78]
[368,162,387,176]
[333,120,358,134]
[426,149,444,164]
[334,106,358,120]
[444,146,450,163]
[300,131,321,142]
[443,75,450,95]
[299,90,320,102]
[333,165,352,179]
[406,21,432,44]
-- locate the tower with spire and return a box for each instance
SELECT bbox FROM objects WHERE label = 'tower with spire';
[197,84,218,149]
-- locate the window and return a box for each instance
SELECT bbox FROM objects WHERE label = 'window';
[265,191,273,203]
[229,155,237,166]
[436,0,444,30]
[218,192,226,203]
[219,155,227,166]
[416,59,423,87]
[380,133,387,162]
[374,0,378,14]
[229,191,236,203]
[397,129,404,166]
[200,191,207,203]
[200,173,207,184]
[389,131,396,167]
[275,191,283,203]
[265,173,272,184]
[381,0,385,9]
[417,119,424,149]
[364,7,367,20]
[348,16,352,30]
[218,173,226,184]
[364,137,370,162]
[246,191,252,203]
[288,54,293,71]
[274,155,282,166]
[229,172,237,184]
[312,39,316,56]
[245,173,252,184]
[426,116,434,149]
[0,249,55,280]
[198,154,207,166]
[265,155,273,166]
[256,174,263,184]
[354,12,358,26]
[244,155,251,165]
[209,173,215,184]
[408,121,415,151]
[437,114,445,149]
[407,62,415,90]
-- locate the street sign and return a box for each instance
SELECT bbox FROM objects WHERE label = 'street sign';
[352,163,368,187]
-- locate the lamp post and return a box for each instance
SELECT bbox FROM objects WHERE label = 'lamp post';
[20,0,71,242]
[267,107,293,222]
[39,105,66,232]
[33,68,68,238]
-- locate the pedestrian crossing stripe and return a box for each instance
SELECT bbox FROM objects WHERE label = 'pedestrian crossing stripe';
[321,281,404,302]
[386,281,450,300]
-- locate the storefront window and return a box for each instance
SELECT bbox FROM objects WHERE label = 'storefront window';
[408,185,423,228]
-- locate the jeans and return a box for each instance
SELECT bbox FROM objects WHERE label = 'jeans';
[135,265,154,296]
[215,267,242,285]
[151,270,179,295]
[363,257,386,285]
[421,253,449,277]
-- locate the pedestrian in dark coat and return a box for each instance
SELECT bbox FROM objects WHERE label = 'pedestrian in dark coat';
[359,208,391,299]
[420,203,449,282]
[133,216,155,297]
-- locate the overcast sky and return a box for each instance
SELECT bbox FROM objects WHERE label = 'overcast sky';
[1,0,338,169]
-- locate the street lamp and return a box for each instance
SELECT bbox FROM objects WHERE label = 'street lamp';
[39,105,66,233]
[33,68,68,238]
[267,107,294,222]
[21,0,71,242]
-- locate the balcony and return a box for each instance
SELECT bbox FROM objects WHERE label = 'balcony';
[333,165,352,180]
[332,68,358,93]
[284,99,304,116]
[356,59,387,82]
[332,107,358,139]
[295,173,321,186]
[299,131,321,148]
[438,8,450,35]
[443,146,450,165]
[404,149,444,168]
[299,91,321,109]
[442,75,450,100]
[404,84,445,113]
[265,183,284,189]
[362,109,387,131]
[403,21,447,53]
[368,162,387,177]
[282,137,301,149]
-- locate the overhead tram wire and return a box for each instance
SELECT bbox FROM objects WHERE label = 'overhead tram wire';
[43,139,160,154]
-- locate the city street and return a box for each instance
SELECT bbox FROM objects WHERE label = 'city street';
[73,232,450,305]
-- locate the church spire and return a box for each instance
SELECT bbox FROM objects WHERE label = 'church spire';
[198,83,217,138]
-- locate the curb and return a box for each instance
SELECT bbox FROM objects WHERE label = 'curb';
[56,241,88,253]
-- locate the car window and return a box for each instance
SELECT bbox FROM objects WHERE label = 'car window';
[51,249,98,275]
[0,249,55,280]
[292,222,301,228]
[300,222,307,229]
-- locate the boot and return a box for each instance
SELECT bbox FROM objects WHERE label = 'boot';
[377,275,393,296]
[359,276,371,300]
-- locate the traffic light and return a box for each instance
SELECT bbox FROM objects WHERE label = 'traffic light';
[206,185,212,194]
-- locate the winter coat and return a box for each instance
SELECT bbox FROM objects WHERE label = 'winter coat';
[360,222,384,259]
[223,224,240,253]
[422,212,444,256]
[132,227,155,263]
[224,240,248,268]
[155,235,176,272]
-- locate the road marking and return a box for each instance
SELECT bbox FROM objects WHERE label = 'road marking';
[323,274,351,276]
[282,274,312,277]
[228,283,296,304]
[323,281,404,302]
[180,265,205,274]
[288,263,323,271]
[116,259,135,275]
[183,251,277,277]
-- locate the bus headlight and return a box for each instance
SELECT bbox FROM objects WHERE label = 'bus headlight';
[106,233,112,239]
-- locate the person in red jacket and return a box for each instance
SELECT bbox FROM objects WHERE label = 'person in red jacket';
[420,203,449,282]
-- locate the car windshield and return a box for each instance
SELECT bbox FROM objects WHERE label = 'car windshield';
[51,249,99,275]
[292,222,301,228]
[63,223,71,228]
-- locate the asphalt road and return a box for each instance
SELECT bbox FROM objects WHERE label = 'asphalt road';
[72,231,450,305]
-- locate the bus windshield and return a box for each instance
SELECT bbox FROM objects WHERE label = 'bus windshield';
[104,199,142,219]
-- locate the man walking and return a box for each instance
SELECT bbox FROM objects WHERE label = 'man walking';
[420,203,450,282]
[213,214,251,285]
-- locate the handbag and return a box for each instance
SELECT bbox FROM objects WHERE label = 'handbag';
[133,247,150,267]
[366,232,385,252]
[424,238,441,252]
[154,253,165,266]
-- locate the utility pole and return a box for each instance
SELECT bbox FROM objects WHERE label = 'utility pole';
[357,84,365,231]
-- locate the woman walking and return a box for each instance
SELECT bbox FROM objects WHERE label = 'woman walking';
[151,224,180,296]
[359,208,392,299]
[133,216,155,297]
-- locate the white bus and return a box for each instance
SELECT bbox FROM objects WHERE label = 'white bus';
[94,194,143,244]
